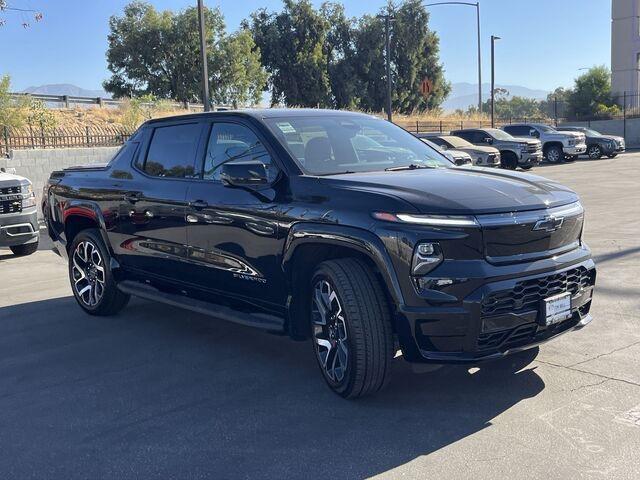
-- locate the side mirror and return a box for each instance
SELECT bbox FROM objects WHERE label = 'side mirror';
[439,144,448,150]
[220,163,268,187]
[483,137,493,144]
[529,129,540,138]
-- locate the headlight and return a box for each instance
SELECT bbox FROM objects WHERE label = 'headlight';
[21,181,36,209]
[412,242,444,276]
[568,139,576,146]
[519,144,528,153]
[372,212,479,227]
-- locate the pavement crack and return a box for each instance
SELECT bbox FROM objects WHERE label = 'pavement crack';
[568,339,640,367]
[536,359,640,388]
[569,378,609,392]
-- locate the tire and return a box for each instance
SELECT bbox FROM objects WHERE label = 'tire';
[520,165,533,170]
[545,145,564,164]
[9,241,38,256]
[501,151,518,170]
[68,229,129,316]
[310,258,394,399]
[587,144,603,159]
[564,155,577,162]
[607,153,618,159]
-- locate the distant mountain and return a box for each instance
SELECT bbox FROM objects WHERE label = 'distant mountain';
[21,84,111,99]
[443,82,549,111]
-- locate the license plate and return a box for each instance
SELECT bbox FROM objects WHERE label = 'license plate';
[543,292,572,326]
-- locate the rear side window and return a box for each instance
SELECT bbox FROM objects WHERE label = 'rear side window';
[143,123,201,178]
[108,141,139,167]
[504,125,530,137]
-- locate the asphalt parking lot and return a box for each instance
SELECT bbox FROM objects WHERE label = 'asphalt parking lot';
[1,153,639,480]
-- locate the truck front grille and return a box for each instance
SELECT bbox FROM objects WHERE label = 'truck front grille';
[481,266,595,317]
[0,185,23,215]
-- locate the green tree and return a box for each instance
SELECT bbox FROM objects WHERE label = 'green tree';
[0,75,27,129]
[248,0,332,107]
[214,29,268,107]
[351,14,387,112]
[567,66,619,119]
[104,1,267,107]
[390,0,450,114]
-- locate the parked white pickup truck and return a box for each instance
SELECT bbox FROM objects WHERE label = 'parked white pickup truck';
[503,123,586,163]
[0,169,39,256]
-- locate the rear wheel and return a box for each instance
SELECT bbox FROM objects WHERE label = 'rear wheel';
[545,145,564,163]
[310,258,394,398]
[69,229,129,316]
[587,144,603,159]
[9,241,38,256]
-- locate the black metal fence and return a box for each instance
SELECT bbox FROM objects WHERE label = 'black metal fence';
[1,125,133,156]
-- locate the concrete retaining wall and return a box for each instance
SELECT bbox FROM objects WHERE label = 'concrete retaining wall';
[0,147,120,218]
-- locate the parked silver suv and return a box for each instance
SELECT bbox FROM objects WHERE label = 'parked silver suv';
[503,123,586,163]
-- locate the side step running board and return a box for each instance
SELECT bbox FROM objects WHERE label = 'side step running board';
[117,280,285,332]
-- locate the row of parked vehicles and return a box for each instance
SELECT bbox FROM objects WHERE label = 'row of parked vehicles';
[415,123,625,170]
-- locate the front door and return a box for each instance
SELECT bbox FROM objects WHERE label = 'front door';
[184,120,287,313]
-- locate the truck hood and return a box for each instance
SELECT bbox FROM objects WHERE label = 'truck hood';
[501,137,541,148]
[456,145,499,155]
[326,167,578,215]
[0,171,28,186]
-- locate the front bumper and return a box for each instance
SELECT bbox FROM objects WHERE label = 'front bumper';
[603,143,625,155]
[518,152,542,166]
[0,208,39,247]
[395,254,596,364]
[564,145,587,155]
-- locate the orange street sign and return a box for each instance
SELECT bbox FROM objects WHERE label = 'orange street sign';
[420,78,433,97]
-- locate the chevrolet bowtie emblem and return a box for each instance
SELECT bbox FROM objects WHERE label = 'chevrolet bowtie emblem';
[533,215,564,232]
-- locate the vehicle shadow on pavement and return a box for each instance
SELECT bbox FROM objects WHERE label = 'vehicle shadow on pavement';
[0,296,545,479]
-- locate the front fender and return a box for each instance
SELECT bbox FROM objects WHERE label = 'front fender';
[282,222,405,306]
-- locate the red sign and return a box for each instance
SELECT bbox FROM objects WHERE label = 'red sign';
[420,78,433,97]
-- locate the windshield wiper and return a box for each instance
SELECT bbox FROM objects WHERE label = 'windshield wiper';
[385,164,433,171]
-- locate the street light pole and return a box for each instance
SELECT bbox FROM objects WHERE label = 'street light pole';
[197,0,211,112]
[490,34,500,128]
[377,13,393,122]
[424,2,482,113]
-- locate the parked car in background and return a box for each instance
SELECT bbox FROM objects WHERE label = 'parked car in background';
[43,109,596,398]
[0,169,39,256]
[416,133,501,168]
[502,123,586,163]
[556,126,625,159]
[450,128,542,170]
[419,138,472,165]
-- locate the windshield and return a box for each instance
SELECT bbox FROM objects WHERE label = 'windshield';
[443,136,473,148]
[485,129,514,141]
[584,128,600,136]
[265,115,452,175]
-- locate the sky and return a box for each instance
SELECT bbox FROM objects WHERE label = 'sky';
[0,0,612,93]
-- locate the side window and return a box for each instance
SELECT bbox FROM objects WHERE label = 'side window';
[203,123,277,182]
[470,131,487,144]
[506,125,530,137]
[143,123,201,178]
[455,131,473,143]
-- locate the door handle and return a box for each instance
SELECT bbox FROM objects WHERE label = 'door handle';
[189,200,209,210]
[124,192,140,204]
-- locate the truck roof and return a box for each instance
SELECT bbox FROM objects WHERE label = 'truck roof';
[145,108,376,125]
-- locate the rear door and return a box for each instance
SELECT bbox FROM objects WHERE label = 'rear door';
[113,120,205,282]
[184,119,287,312]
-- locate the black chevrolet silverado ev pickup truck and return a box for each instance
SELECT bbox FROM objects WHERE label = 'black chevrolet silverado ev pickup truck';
[43,109,596,398]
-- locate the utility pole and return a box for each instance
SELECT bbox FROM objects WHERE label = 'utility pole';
[475,2,481,113]
[197,0,210,112]
[384,14,393,122]
[490,35,500,128]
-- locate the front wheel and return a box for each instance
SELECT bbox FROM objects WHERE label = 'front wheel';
[587,144,603,159]
[310,258,394,398]
[545,145,564,163]
[69,229,130,316]
[501,152,518,170]
[10,241,38,256]
[607,153,618,159]
[520,165,533,170]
